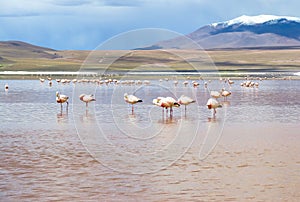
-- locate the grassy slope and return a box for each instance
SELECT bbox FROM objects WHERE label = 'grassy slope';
[1,41,300,72]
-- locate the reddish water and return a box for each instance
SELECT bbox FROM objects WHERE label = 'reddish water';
[0,79,299,201]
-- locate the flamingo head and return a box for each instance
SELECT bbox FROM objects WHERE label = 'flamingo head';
[56,91,60,97]
[207,104,212,109]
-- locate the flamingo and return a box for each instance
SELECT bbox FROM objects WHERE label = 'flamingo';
[221,88,231,101]
[178,95,195,114]
[165,97,180,115]
[210,91,221,99]
[173,80,178,87]
[183,81,189,87]
[206,98,222,117]
[228,79,234,85]
[192,81,199,88]
[4,84,9,90]
[56,91,69,110]
[163,97,180,116]
[153,97,180,116]
[79,94,96,107]
[124,93,143,113]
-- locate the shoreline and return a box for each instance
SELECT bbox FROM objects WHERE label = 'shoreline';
[1,70,300,80]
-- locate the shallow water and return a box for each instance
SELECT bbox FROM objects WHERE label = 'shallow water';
[0,79,299,201]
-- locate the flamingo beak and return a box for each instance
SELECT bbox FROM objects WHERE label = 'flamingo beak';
[207,104,212,109]
[174,103,180,107]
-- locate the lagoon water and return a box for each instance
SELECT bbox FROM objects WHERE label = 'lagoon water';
[0,79,299,201]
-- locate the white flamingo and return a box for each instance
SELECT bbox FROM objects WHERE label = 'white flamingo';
[124,93,143,113]
[178,95,195,113]
[153,97,180,116]
[79,94,96,107]
[56,91,69,110]
[228,79,234,85]
[210,91,221,99]
[221,88,231,101]
[206,98,222,117]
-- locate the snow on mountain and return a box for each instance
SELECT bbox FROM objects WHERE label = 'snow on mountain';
[211,15,300,27]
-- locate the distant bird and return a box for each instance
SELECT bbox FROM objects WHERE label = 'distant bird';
[221,88,231,101]
[39,78,45,83]
[228,79,234,85]
[144,80,150,85]
[124,93,143,113]
[79,94,96,107]
[4,84,9,90]
[56,91,69,110]
[206,98,222,117]
[173,80,178,87]
[183,81,189,87]
[192,81,199,88]
[178,95,195,113]
[210,91,221,99]
[48,81,52,87]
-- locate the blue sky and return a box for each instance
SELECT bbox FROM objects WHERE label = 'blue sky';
[0,0,299,50]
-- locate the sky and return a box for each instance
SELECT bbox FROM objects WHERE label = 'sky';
[0,0,299,50]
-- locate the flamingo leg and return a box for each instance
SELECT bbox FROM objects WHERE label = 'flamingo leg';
[86,102,88,108]
[131,104,134,113]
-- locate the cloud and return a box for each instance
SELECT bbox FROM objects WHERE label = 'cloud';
[47,0,93,6]
[101,0,142,7]
[0,12,41,17]
[46,0,142,7]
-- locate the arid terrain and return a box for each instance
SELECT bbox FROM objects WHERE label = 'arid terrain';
[1,41,300,74]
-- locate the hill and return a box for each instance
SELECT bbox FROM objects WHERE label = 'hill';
[0,41,91,71]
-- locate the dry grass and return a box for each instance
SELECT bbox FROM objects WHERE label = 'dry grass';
[1,47,300,72]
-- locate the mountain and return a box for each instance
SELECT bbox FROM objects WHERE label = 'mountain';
[156,15,300,49]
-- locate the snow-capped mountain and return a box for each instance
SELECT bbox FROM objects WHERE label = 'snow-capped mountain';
[211,15,300,27]
[156,15,300,49]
